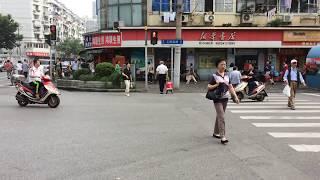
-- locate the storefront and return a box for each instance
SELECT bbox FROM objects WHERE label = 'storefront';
[84,28,318,81]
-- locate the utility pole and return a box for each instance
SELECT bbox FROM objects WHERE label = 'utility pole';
[144,26,148,91]
[174,0,183,89]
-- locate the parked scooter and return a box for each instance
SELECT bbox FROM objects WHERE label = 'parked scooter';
[232,75,268,102]
[15,75,60,108]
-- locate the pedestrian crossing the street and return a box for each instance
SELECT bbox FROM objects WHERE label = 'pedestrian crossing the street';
[227,93,320,153]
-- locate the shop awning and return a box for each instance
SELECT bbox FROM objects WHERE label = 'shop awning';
[307,46,320,58]
[307,46,320,64]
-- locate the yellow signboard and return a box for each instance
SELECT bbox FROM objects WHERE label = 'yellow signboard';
[283,31,320,42]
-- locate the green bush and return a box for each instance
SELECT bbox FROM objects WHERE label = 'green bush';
[95,62,115,78]
[79,74,96,81]
[73,69,90,80]
[110,71,122,87]
[268,19,283,27]
[99,76,110,82]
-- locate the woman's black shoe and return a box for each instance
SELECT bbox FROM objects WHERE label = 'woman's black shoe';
[221,139,229,144]
[212,134,221,139]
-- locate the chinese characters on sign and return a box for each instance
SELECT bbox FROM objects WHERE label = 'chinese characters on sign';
[161,39,184,45]
[84,33,122,48]
[200,31,237,41]
[26,52,49,57]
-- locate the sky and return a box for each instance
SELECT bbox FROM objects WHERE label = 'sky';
[60,0,94,18]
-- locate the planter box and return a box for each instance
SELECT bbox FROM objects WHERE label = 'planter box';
[81,81,105,89]
[57,79,129,90]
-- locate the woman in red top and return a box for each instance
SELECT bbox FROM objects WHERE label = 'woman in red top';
[4,60,13,79]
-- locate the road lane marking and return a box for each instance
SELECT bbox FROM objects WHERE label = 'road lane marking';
[232,102,320,105]
[228,106,320,109]
[289,145,320,152]
[303,93,320,97]
[229,100,309,102]
[240,116,320,120]
[268,132,320,138]
[253,123,320,127]
[231,110,320,113]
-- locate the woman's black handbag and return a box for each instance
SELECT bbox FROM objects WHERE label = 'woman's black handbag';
[206,88,223,100]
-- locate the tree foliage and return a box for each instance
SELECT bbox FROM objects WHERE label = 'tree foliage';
[0,14,23,49]
[56,38,84,57]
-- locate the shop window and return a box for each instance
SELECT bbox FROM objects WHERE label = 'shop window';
[215,0,233,12]
[191,0,205,12]
[280,0,318,13]
[152,0,190,12]
[205,0,213,12]
[236,0,255,12]
[255,0,277,13]
[107,0,143,29]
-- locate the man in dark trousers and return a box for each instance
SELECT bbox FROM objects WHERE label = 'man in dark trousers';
[283,59,306,110]
[156,61,168,94]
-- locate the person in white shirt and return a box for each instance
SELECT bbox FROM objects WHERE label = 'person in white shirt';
[229,66,242,87]
[16,61,23,75]
[29,59,44,99]
[156,61,168,94]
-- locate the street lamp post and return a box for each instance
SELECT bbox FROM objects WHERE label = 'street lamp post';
[174,0,183,89]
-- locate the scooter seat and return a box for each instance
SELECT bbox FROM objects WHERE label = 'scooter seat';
[21,82,35,91]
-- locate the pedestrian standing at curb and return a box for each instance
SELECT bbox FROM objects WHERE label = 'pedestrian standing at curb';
[115,61,121,74]
[122,63,132,97]
[229,66,241,88]
[22,59,29,78]
[186,63,197,85]
[283,59,306,110]
[156,61,168,94]
[16,61,23,75]
[208,59,239,145]
[4,60,13,79]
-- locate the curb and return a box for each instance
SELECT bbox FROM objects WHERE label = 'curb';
[58,86,144,92]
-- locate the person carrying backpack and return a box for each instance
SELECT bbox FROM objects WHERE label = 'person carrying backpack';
[283,59,306,110]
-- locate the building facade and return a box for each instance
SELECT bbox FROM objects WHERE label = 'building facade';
[86,0,320,81]
[0,0,85,62]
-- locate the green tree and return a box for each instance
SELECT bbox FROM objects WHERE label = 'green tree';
[56,38,84,57]
[0,14,23,49]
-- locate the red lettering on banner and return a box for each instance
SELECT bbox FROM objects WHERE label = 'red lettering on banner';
[200,31,237,41]
[91,33,121,47]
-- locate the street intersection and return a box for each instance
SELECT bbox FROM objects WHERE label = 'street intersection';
[0,72,320,179]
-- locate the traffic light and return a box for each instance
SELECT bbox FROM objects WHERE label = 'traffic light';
[50,25,57,40]
[150,31,158,45]
[45,34,51,46]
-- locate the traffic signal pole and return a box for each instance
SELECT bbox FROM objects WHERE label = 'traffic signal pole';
[174,0,183,89]
[144,26,148,91]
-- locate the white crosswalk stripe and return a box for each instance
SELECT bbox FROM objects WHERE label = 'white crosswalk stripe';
[302,93,320,97]
[289,145,320,152]
[268,132,320,138]
[240,116,320,120]
[228,106,320,109]
[229,94,320,153]
[231,110,320,113]
[253,123,320,127]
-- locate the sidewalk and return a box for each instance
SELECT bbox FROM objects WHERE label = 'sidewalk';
[135,81,317,93]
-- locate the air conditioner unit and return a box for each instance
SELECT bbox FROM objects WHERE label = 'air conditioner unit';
[113,21,125,29]
[283,15,293,23]
[241,13,254,24]
[204,15,214,22]
[182,14,189,23]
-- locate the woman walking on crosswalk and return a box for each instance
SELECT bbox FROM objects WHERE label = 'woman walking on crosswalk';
[208,59,239,144]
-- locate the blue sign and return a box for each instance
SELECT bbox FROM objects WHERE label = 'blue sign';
[161,39,184,45]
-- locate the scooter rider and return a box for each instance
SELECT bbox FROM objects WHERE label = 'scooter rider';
[242,64,257,95]
[29,59,44,99]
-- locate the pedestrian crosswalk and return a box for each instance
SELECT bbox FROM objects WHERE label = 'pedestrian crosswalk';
[228,93,320,153]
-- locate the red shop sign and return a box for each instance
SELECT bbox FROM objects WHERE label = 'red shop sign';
[92,33,122,47]
[26,52,49,57]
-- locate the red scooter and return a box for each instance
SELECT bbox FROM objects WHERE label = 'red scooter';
[15,75,60,108]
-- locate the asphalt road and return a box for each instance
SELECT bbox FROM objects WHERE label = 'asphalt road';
[0,72,320,180]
